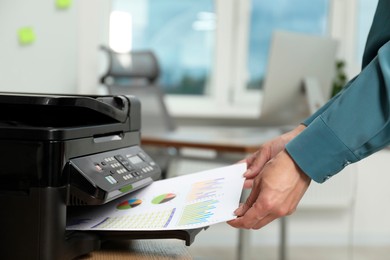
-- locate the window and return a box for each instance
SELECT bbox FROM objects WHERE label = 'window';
[246,0,329,90]
[356,0,378,62]
[109,0,331,118]
[111,0,215,96]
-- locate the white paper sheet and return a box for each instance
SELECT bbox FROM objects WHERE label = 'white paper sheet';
[66,163,246,231]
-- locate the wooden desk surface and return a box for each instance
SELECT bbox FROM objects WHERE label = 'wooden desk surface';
[142,126,282,154]
[79,239,192,260]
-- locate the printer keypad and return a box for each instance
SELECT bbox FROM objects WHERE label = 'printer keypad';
[104,157,115,163]
[122,170,143,181]
[110,162,121,169]
[71,146,159,189]
[101,154,149,184]
[116,168,127,174]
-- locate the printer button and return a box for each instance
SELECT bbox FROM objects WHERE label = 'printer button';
[131,171,140,178]
[105,176,117,184]
[94,164,103,171]
[104,157,115,162]
[117,168,128,174]
[138,153,146,160]
[115,154,125,161]
[121,160,130,167]
[124,165,133,171]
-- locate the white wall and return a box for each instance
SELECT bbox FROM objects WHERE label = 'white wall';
[288,149,390,247]
[353,149,390,245]
[0,0,109,95]
[77,0,111,95]
[0,0,78,94]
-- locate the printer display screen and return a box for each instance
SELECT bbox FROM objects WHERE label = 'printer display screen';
[128,155,143,164]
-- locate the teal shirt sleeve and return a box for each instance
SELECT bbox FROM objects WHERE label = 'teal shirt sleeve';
[286,41,390,183]
[302,79,355,126]
[286,0,390,183]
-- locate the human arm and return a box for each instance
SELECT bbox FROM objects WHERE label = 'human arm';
[287,40,390,183]
[230,0,390,229]
[229,41,390,229]
[288,0,390,182]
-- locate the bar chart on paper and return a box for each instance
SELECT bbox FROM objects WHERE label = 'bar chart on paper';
[178,199,218,226]
[66,163,246,231]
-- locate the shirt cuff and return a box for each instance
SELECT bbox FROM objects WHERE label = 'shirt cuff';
[285,116,358,183]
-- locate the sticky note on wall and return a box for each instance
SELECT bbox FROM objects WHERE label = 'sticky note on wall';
[18,27,36,45]
[56,0,72,9]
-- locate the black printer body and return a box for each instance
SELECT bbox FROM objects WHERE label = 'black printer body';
[0,93,168,259]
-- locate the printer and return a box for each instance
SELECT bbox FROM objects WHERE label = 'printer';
[0,93,202,260]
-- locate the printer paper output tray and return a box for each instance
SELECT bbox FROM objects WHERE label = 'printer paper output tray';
[91,227,206,246]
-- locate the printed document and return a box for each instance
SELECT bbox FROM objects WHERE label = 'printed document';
[67,163,246,231]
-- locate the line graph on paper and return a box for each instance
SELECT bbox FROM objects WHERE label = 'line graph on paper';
[186,178,225,202]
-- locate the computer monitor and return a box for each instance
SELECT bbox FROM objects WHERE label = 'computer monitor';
[259,30,338,126]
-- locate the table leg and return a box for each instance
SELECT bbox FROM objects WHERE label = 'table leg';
[279,217,287,260]
[237,188,252,260]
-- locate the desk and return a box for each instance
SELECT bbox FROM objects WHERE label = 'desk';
[142,126,282,154]
[79,239,191,260]
[142,126,284,260]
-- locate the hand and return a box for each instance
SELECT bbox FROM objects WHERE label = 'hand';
[243,125,306,189]
[228,150,311,229]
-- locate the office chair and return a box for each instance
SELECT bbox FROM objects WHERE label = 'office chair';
[100,46,176,178]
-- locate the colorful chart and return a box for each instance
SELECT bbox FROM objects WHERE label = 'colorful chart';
[178,199,219,226]
[117,198,143,210]
[151,193,176,204]
[187,178,224,201]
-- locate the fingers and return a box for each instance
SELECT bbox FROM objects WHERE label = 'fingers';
[228,150,311,230]
[229,211,277,230]
[229,192,296,229]
[229,192,288,229]
[245,150,259,167]
[244,150,269,179]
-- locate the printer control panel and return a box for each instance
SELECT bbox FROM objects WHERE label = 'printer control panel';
[68,146,161,205]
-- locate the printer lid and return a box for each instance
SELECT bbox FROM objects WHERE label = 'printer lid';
[0,93,139,141]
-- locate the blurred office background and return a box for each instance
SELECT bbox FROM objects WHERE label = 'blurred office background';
[2,0,390,259]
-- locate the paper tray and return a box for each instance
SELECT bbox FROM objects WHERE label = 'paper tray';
[91,227,207,246]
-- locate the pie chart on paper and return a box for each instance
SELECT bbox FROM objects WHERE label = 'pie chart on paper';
[116,198,143,210]
[151,193,176,204]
